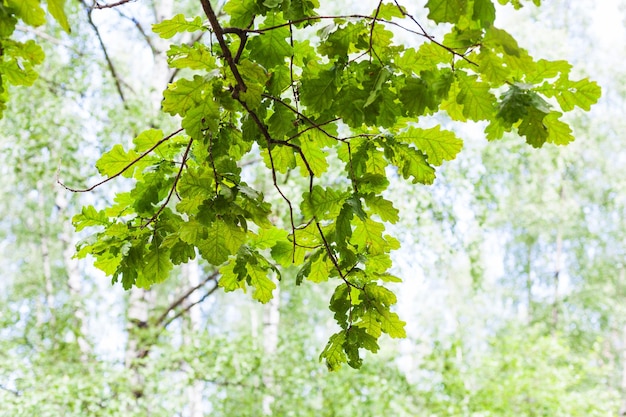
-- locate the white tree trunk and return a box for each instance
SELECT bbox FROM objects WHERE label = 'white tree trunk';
[37,180,55,327]
[261,276,280,415]
[56,187,92,357]
[124,0,173,404]
[182,259,204,417]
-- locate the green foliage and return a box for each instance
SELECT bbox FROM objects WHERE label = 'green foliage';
[420,327,619,416]
[61,0,600,370]
[0,0,70,118]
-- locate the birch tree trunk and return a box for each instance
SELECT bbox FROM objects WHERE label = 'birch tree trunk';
[37,180,55,328]
[57,188,92,357]
[262,276,280,415]
[124,0,173,404]
[182,259,204,417]
[552,186,564,334]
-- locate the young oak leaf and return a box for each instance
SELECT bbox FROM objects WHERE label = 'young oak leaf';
[219,259,247,293]
[246,263,276,303]
[426,0,468,24]
[397,125,463,166]
[167,43,216,71]
[379,309,407,338]
[47,0,71,33]
[307,253,334,283]
[247,14,292,69]
[152,14,204,39]
[352,218,391,255]
[301,185,348,219]
[6,0,45,27]
[73,206,109,231]
[456,72,497,121]
[385,142,436,185]
[96,144,140,178]
[141,243,173,286]
[320,331,348,371]
[544,111,574,145]
[197,220,246,265]
[297,136,329,177]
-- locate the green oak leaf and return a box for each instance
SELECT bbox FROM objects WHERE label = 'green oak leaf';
[96,144,140,178]
[250,227,288,250]
[141,243,173,286]
[377,3,406,19]
[224,0,259,27]
[152,14,204,39]
[301,185,348,219]
[162,76,207,116]
[219,259,247,292]
[73,206,109,231]
[198,220,247,265]
[320,331,348,371]
[132,129,164,153]
[247,14,292,69]
[167,43,216,71]
[246,263,276,303]
[307,252,334,283]
[47,0,70,32]
[426,0,468,24]
[397,126,463,166]
[385,142,436,185]
[456,72,496,121]
[300,68,338,114]
[544,111,574,145]
[363,194,399,223]
[6,0,45,26]
[543,76,601,112]
[519,106,549,148]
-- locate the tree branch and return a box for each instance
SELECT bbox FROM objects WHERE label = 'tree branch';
[161,284,220,330]
[94,0,137,9]
[199,0,247,96]
[80,0,128,103]
[232,13,478,66]
[141,137,194,228]
[154,271,219,327]
[57,128,184,192]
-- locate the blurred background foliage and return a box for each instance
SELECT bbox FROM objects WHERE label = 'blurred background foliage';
[0,0,625,415]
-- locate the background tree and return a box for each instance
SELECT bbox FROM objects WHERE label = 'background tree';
[1,0,624,415]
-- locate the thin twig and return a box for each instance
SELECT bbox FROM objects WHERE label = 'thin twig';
[113,9,158,55]
[15,25,84,55]
[57,128,184,192]
[207,132,219,195]
[239,101,298,257]
[161,284,219,329]
[233,13,478,66]
[94,0,137,9]
[154,271,219,327]
[366,0,385,63]
[80,1,128,103]
[315,220,346,281]
[142,137,194,228]
[262,94,342,143]
[288,23,299,112]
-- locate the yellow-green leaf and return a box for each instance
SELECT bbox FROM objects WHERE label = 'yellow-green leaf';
[47,0,71,33]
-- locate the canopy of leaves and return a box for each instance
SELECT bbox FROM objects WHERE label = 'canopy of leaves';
[25,0,598,370]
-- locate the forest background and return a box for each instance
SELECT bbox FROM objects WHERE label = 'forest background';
[0,0,625,416]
